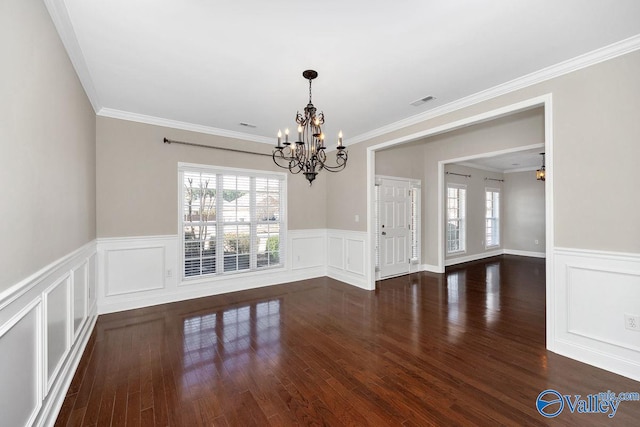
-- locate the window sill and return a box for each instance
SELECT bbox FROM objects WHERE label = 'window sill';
[179,264,286,287]
[447,250,466,255]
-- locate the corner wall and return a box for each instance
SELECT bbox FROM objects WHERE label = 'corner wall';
[503,170,545,256]
[0,0,98,425]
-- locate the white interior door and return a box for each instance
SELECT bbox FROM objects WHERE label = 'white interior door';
[379,178,411,278]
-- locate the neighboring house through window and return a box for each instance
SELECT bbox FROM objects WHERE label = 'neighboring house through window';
[179,163,286,280]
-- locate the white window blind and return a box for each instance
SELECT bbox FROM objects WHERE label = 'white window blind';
[180,164,285,279]
[485,189,500,248]
[446,185,466,254]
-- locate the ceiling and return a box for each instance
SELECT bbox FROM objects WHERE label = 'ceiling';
[456,147,544,173]
[51,1,640,145]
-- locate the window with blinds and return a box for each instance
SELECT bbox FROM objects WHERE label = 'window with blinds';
[485,189,500,248]
[180,164,286,279]
[446,184,466,254]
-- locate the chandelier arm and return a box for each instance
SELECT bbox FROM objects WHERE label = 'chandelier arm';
[319,151,348,172]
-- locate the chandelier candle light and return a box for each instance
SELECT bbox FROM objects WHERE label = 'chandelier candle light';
[536,152,546,181]
[273,70,347,185]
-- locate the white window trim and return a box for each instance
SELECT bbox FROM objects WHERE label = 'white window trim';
[178,162,287,282]
[485,187,500,249]
[446,183,466,255]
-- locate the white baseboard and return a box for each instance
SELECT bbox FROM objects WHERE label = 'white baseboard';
[552,247,640,382]
[504,249,546,258]
[421,264,445,273]
[0,241,97,427]
[444,250,503,266]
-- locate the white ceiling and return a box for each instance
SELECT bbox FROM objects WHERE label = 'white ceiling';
[52,0,640,145]
[456,148,544,173]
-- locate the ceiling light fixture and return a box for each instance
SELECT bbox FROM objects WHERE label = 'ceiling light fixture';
[272,70,347,185]
[536,152,546,181]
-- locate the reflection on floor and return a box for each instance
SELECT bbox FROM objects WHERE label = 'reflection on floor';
[56,255,640,426]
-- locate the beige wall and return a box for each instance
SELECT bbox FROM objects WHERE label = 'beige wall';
[96,117,327,237]
[503,171,546,253]
[328,50,640,256]
[375,143,425,181]
[0,0,96,292]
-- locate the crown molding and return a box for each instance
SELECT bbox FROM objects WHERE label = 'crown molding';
[43,0,101,113]
[45,0,640,146]
[347,34,640,146]
[98,108,274,145]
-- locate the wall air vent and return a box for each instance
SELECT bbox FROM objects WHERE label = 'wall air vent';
[410,95,435,107]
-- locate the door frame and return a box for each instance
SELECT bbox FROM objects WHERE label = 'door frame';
[366,93,554,349]
[375,175,421,280]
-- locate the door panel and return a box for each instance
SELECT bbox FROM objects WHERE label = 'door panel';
[379,178,411,278]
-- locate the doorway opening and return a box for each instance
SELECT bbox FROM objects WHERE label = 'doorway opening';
[366,94,554,348]
[374,176,421,280]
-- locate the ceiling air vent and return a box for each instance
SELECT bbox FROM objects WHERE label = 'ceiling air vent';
[410,95,435,107]
[239,122,257,128]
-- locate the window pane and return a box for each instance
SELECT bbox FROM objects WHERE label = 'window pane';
[222,175,250,222]
[184,225,216,276]
[223,225,250,272]
[257,224,280,268]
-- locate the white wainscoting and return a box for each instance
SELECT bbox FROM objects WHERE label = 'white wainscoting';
[553,248,640,382]
[0,241,97,427]
[326,229,370,290]
[97,229,328,314]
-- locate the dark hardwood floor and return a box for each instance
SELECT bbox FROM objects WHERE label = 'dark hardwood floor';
[56,255,640,426]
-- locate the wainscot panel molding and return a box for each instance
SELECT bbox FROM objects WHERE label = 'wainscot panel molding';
[0,241,97,427]
[553,247,640,382]
[326,229,369,290]
[97,230,328,314]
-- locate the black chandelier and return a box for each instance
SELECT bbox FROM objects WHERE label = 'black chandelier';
[273,70,347,185]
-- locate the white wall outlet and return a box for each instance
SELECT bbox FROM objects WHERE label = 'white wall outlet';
[355,214,360,222]
[166,269,172,278]
[535,239,539,245]
[624,314,640,331]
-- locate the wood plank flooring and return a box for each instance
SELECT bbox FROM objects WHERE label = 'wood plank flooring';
[56,255,640,426]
